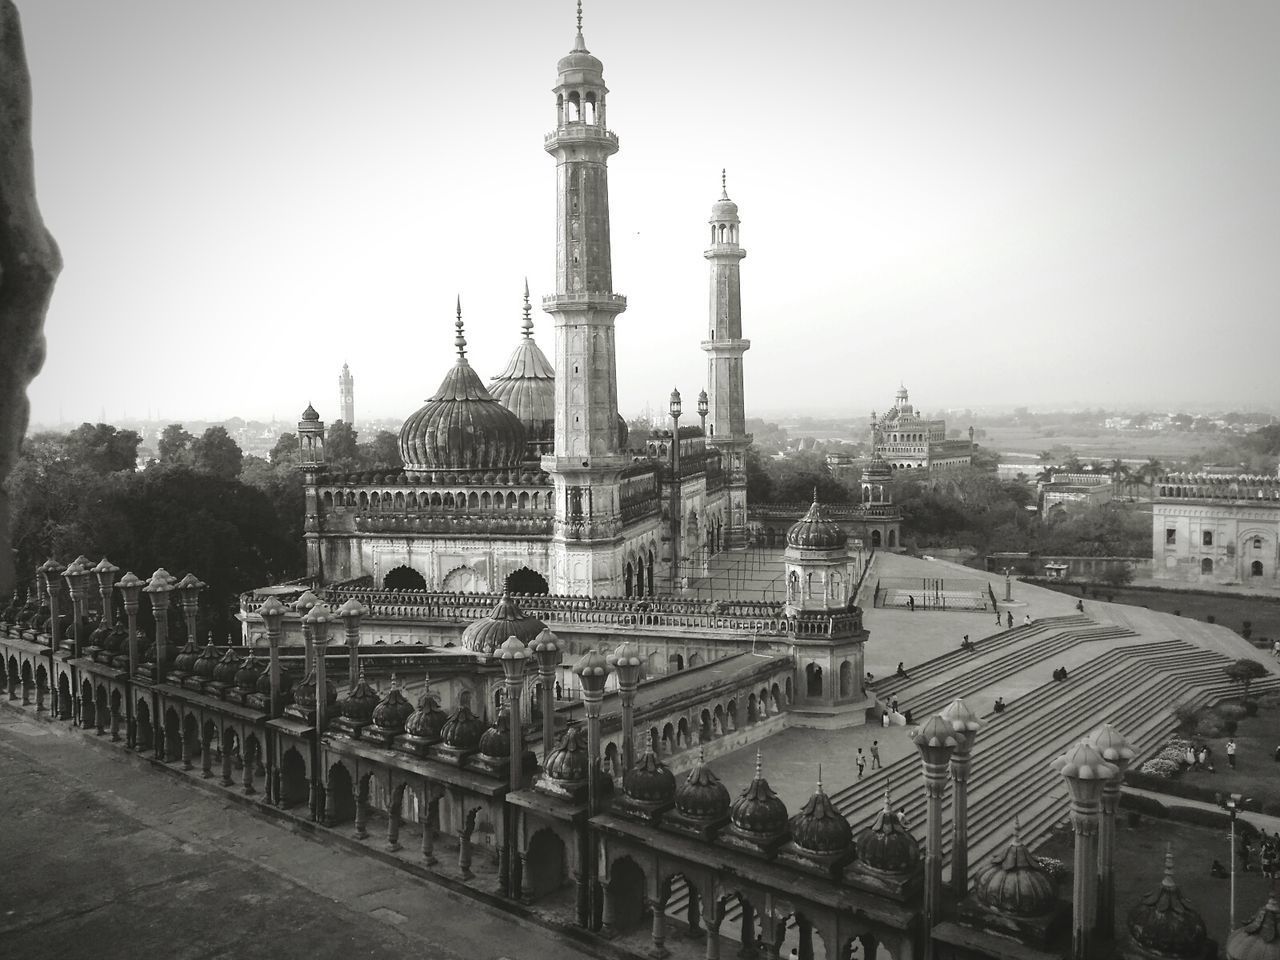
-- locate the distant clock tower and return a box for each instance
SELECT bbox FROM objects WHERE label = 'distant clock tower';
[338,363,354,425]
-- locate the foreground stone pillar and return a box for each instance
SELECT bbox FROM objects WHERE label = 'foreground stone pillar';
[941,698,981,898]
[1053,740,1116,960]
[913,716,958,960]
[1088,723,1135,940]
[649,897,669,959]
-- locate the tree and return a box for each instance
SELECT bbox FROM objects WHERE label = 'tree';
[1109,459,1132,498]
[158,424,193,465]
[1224,658,1268,701]
[1099,563,1135,587]
[357,430,400,468]
[189,426,243,479]
[64,422,141,473]
[269,433,299,466]
[327,420,359,467]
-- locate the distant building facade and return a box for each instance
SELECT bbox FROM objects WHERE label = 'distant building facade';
[870,386,971,472]
[1153,472,1280,587]
[338,363,354,424]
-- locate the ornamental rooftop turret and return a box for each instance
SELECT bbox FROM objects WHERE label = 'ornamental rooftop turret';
[489,280,556,453]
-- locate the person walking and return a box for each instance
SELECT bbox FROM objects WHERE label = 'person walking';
[996,610,1003,627]
[1227,739,1238,768]
[855,748,866,780]
[1272,638,1280,661]
[870,740,881,769]
[907,595,915,612]
[1241,836,1253,873]
[1007,611,1014,629]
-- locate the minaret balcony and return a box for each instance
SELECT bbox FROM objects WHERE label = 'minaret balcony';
[703,244,747,260]
[542,292,627,315]
[544,125,620,152]
[700,337,751,355]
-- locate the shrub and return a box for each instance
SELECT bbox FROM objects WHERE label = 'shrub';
[1140,758,1179,778]
[1119,791,1169,818]
[1172,704,1202,731]
[1195,715,1225,738]
[1245,699,1260,717]
[1260,692,1280,709]
[1157,747,1185,765]
[1216,702,1248,721]
[1224,719,1239,735]
[1208,615,1216,624]
[1035,856,1069,881]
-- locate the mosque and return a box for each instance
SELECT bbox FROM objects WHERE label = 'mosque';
[5,6,1276,960]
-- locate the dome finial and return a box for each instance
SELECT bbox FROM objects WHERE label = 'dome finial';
[812,485,819,505]
[882,789,892,814]
[574,0,586,50]
[455,296,467,360]
[754,748,763,779]
[1012,814,1022,845]
[1162,843,1176,889]
[521,278,534,338]
[720,168,728,200]
[816,763,823,794]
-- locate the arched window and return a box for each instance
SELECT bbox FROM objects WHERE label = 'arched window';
[1252,561,1265,577]
[1201,557,1213,575]
[583,92,596,124]
[805,662,823,698]
[567,91,581,122]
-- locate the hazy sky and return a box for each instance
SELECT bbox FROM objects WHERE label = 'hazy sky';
[18,0,1280,428]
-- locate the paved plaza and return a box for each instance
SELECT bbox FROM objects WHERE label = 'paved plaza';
[0,709,607,960]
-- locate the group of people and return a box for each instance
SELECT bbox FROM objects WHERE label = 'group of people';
[1232,832,1280,878]
[1183,742,1217,773]
[1051,666,1070,682]
[854,742,883,779]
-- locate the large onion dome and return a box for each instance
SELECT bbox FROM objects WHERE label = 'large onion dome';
[192,640,220,680]
[337,670,381,724]
[398,303,527,479]
[1228,893,1280,960]
[624,743,676,804]
[460,592,548,655]
[440,702,486,751]
[973,819,1056,917]
[544,723,590,782]
[212,648,240,685]
[478,708,513,759]
[301,402,320,422]
[172,639,200,674]
[728,751,788,838]
[489,284,555,450]
[788,772,853,855]
[711,172,739,222]
[864,454,893,485]
[370,677,414,734]
[557,13,604,78]
[404,688,448,740]
[786,495,848,551]
[674,748,731,821]
[1127,848,1207,959]
[856,793,920,874]
[234,651,265,690]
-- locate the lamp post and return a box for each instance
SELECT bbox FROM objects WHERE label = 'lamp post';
[294,589,320,674]
[608,640,643,773]
[574,648,612,931]
[498,635,530,899]
[1087,723,1135,939]
[697,389,708,436]
[36,559,65,715]
[115,571,144,748]
[1227,792,1242,939]
[940,698,981,900]
[1052,740,1118,960]
[257,596,287,719]
[912,714,957,960]
[669,388,683,595]
[91,558,119,626]
[143,568,175,678]
[335,597,368,685]
[301,600,332,816]
[63,558,92,660]
[529,627,561,764]
[174,573,205,648]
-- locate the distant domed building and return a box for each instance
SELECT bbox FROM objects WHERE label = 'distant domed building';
[871,385,973,473]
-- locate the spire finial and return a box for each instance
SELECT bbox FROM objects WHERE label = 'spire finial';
[577,0,583,33]
[573,0,586,49]
[1162,843,1176,888]
[812,485,819,505]
[882,789,892,814]
[720,168,728,200]
[816,763,823,794]
[754,748,763,779]
[1012,815,1022,845]
[521,278,534,338]
[455,296,467,360]
[698,743,706,764]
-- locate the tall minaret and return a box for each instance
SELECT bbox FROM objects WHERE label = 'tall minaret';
[338,363,355,425]
[542,2,629,596]
[703,170,751,548]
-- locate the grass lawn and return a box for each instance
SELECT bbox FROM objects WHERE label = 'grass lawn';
[1041,581,1280,644]
[1170,701,1280,808]
[1035,815,1274,946]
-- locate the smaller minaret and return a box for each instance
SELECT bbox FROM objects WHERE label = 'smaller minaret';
[338,363,355,425]
[297,403,326,579]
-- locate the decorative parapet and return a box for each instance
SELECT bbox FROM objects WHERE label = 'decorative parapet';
[1156,473,1280,502]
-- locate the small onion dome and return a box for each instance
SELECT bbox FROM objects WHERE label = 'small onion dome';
[557,16,604,78]
[1228,893,1280,960]
[212,648,240,684]
[88,618,112,647]
[973,819,1057,917]
[234,652,265,689]
[301,403,320,422]
[711,174,739,221]
[440,702,486,751]
[674,747,731,821]
[172,640,200,674]
[460,592,547,655]
[192,641,220,679]
[404,689,448,739]
[856,792,921,874]
[294,672,338,712]
[544,723,590,781]
[864,455,893,484]
[104,621,129,654]
[371,677,415,734]
[729,751,789,837]
[398,305,527,476]
[788,771,853,855]
[478,708,513,759]
[624,743,676,804]
[255,662,295,696]
[337,670,381,723]
[489,287,556,447]
[786,496,848,550]
[1127,847,1207,958]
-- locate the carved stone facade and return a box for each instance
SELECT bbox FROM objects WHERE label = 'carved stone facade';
[1152,472,1280,587]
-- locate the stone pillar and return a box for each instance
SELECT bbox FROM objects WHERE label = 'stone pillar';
[387,807,402,851]
[798,917,814,960]
[201,733,213,778]
[609,641,642,773]
[650,897,669,959]
[33,674,43,711]
[355,785,369,839]
[1053,741,1116,960]
[1087,724,1134,941]
[575,871,590,928]
[686,889,703,938]
[913,716,957,960]
[458,831,474,880]
[336,598,367,685]
[420,791,437,864]
[221,746,234,787]
[242,747,256,794]
[143,569,173,682]
[520,852,534,901]
[941,699,981,899]
[738,900,755,958]
[705,919,721,960]
[600,882,617,939]
[182,728,194,770]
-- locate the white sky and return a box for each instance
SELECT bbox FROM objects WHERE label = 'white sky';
[18,0,1280,427]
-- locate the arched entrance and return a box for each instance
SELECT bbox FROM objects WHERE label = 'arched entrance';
[525,829,567,899]
[57,672,71,719]
[1201,557,1213,574]
[136,699,153,751]
[164,708,182,762]
[505,567,549,595]
[384,565,427,591]
[326,762,356,825]
[806,663,823,698]
[1253,561,1265,577]
[872,530,882,548]
[608,857,647,933]
[839,660,853,698]
[441,565,487,592]
[280,747,308,808]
